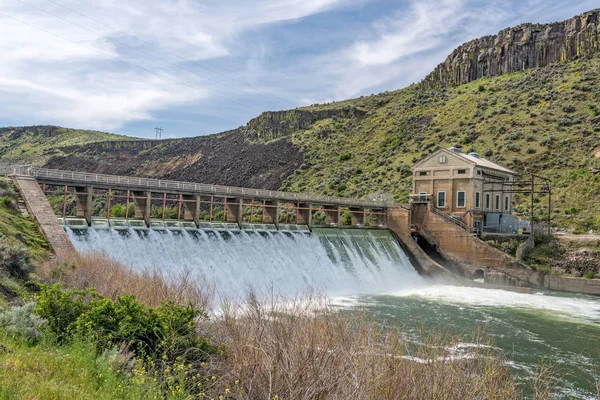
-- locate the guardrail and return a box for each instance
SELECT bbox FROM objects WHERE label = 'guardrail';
[0,164,399,208]
[431,206,469,231]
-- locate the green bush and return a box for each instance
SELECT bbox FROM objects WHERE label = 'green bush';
[34,284,89,341]
[339,152,352,161]
[582,270,597,279]
[341,212,353,225]
[110,203,135,218]
[34,285,214,363]
[0,303,48,344]
[0,242,34,280]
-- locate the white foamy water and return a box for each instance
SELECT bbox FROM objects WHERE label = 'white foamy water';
[67,228,425,297]
[386,285,600,322]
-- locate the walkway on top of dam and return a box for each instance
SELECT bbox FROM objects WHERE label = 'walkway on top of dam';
[0,164,398,209]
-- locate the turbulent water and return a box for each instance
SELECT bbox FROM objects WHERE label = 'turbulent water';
[67,227,424,297]
[67,227,600,398]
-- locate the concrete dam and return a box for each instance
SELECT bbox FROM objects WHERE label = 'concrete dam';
[3,164,599,295]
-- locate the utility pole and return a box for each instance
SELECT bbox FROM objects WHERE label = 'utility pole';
[154,127,163,140]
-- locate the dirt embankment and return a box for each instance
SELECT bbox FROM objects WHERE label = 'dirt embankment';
[44,130,303,190]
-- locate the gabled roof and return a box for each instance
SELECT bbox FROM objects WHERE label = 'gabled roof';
[413,148,515,175]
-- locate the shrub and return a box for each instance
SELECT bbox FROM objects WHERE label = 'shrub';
[562,104,576,113]
[34,284,214,363]
[478,84,486,92]
[0,242,34,280]
[526,147,536,154]
[0,303,48,344]
[506,143,520,152]
[341,212,352,225]
[34,284,89,341]
[582,270,597,279]
[339,152,352,161]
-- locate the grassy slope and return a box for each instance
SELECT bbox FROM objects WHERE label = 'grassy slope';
[0,179,49,260]
[0,126,133,165]
[0,337,156,400]
[279,55,600,231]
[2,57,600,230]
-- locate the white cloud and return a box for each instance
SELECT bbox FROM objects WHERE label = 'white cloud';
[0,0,352,131]
[0,0,596,135]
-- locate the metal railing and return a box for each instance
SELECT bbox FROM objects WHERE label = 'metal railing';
[0,164,399,208]
[430,206,470,231]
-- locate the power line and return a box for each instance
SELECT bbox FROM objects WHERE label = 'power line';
[0,10,264,115]
[42,0,297,109]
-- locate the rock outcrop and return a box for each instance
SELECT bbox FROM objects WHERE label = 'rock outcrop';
[241,107,366,142]
[422,9,600,87]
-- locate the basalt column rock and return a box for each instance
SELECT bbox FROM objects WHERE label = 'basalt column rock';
[422,9,600,87]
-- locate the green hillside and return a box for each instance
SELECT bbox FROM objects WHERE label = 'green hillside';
[275,55,600,232]
[2,57,600,231]
[0,126,134,165]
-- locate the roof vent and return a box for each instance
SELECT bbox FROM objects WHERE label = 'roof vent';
[448,147,461,154]
[468,152,480,159]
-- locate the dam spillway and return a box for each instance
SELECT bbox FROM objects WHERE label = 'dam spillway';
[66,227,425,297]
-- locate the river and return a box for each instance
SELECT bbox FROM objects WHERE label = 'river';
[67,226,600,399]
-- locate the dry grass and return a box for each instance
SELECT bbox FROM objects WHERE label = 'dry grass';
[40,252,213,310]
[39,253,564,399]
[207,291,528,400]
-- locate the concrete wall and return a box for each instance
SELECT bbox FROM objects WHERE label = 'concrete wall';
[420,207,540,286]
[12,176,76,260]
[387,207,458,280]
[543,275,600,296]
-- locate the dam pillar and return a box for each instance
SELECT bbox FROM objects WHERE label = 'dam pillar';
[295,203,312,227]
[325,206,340,226]
[370,208,386,227]
[132,191,152,226]
[348,207,366,226]
[182,195,201,226]
[74,186,93,224]
[225,197,243,224]
[262,200,279,227]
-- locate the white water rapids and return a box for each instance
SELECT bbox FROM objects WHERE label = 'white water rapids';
[67,227,425,297]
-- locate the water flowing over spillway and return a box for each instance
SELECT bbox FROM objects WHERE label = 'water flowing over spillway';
[67,227,425,297]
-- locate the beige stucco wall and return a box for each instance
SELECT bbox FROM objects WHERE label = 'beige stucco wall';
[412,149,514,219]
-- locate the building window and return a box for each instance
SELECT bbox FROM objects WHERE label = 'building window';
[457,169,466,174]
[437,192,446,208]
[504,196,510,212]
[457,191,466,208]
[419,171,428,176]
[495,195,500,210]
[439,155,447,164]
[477,170,481,175]
[485,193,490,209]
[475,192,481,209]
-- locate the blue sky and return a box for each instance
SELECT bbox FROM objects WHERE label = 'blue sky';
[0,0,597,138]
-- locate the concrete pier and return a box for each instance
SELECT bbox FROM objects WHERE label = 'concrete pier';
[348,207,366,226]
[132,191,152,225]
[182,195,201,225]
[74,186,93,224]
[225,198,243,224]
[324,206,340,225]
[261,200,279,226]
[295,203,312,226]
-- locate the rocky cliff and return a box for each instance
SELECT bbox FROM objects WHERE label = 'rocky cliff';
[241,107,366,142]
[422,9,600,87]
